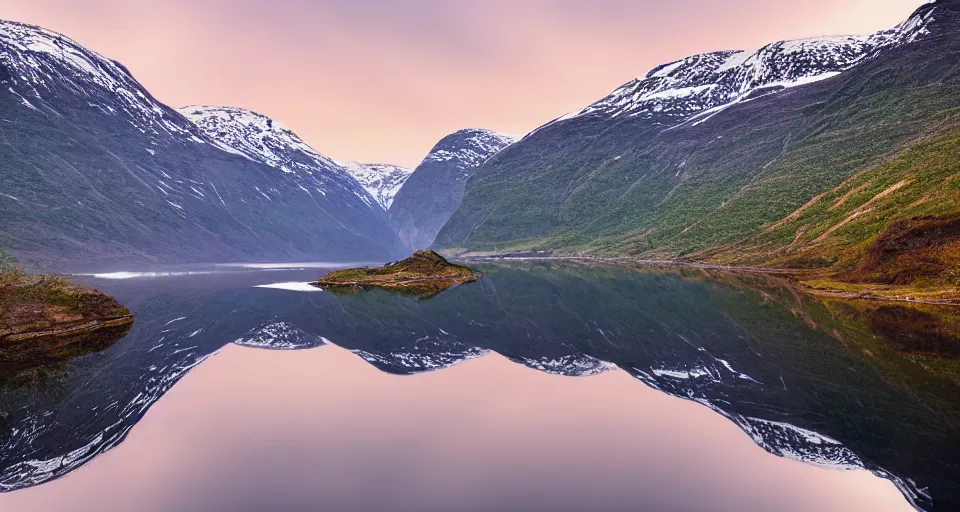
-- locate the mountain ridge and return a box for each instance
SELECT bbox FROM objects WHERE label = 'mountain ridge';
[179,104,382,210]
[0,21,407,269]
[530,1,937,134]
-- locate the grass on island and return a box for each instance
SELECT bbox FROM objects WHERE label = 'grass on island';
[0,256,134,380]
[314,250,481,299]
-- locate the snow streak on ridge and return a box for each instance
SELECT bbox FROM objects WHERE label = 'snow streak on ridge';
[554,4,938,125]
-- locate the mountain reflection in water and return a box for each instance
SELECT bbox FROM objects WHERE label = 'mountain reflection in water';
[0,345,911,512]
[0,261,956,511]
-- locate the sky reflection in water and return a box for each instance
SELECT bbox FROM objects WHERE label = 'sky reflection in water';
[0,345,911,512]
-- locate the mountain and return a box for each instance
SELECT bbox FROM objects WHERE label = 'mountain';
[177,104,395,215]
[336,161,412,210]
[436,1,960,289]
[551,11,930,125]
[0,21,406,270]
[388,128,514,249]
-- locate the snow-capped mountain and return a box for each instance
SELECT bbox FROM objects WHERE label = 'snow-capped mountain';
[0,20,227,151]
[435,0,956,256]
[0,20,406,267]
[555,2,938,125]
[179,105,380,209]
[388,128,514,249]
[336,161,413,210]
[179,105,339,169]
[421,128,516,172]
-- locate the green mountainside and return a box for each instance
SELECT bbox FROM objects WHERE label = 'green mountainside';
[700,121,960,291]
[435,1,960,297]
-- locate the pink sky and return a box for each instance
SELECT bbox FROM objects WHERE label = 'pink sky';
[0,0,927,167]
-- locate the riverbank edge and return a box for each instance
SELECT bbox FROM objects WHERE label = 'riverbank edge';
[455,254,960,306]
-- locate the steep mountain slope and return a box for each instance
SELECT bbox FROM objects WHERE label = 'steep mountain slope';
[389,129,514,249]
[0,21,406,270]
[177,105,389,214]
[701,119,960,279]
[553,9,932,125]
[336,161,412,209]
[436,0,960,289]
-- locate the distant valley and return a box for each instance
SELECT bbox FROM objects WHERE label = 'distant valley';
[0,1,957,302]
[0,4,958,510]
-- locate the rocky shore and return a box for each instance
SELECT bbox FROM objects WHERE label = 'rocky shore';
[0,269,134,379]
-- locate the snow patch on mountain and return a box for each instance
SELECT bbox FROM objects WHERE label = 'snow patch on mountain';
[351,347,489,374]
[558,3,939,125]
[179,106,334,169]
[423,128,516,171]
[232,322,326,350]
[0,20,198,141]
[518,354,618,376]
[337,161,412,210]
[179,105,379,208]
[740,417,863,470]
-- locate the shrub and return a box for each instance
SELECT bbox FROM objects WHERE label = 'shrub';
[0,248,15,272]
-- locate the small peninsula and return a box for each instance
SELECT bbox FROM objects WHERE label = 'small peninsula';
[313,250,481,298]
[1,267,134,381]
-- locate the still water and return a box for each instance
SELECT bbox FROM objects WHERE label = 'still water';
[0,261,957,511]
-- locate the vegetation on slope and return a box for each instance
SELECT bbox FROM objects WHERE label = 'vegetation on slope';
[696,120,960,299]
[436,20,960,297]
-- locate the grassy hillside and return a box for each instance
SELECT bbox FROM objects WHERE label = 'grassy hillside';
[691,119,960,295]
[436,12,960,295]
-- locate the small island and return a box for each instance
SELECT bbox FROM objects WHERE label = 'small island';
[1,266,134,382]
[313,250,481,298]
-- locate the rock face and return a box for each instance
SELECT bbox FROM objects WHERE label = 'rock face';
[0,22,406,270]
[843,212,960,286]
[388,129,514,250]
[314,250,480,298]
[435,0,959,274]
[337,161,413,210]
[0,270,133,378]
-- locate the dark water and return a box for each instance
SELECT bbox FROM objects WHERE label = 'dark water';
[0,261,957,511]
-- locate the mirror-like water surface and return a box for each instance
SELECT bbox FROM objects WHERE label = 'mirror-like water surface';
[0,261,957,511]
[0,345,911,512]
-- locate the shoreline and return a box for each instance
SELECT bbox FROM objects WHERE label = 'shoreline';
[3,315,135,343]
[1,269,137,375]
[459,255,960,306]
[313,274,479,289]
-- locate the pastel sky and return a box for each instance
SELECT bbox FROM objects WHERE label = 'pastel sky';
[0,0,928,167]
